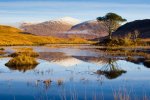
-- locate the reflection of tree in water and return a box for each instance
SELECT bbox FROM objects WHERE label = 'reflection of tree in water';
[143,60,150,68]
[96,58,127,79]
[6,65,37,72]
[126,57,150,68]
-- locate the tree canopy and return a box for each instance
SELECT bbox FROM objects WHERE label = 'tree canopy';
[97,13,127,39]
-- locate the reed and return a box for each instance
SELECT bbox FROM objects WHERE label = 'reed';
[57,79,64,86]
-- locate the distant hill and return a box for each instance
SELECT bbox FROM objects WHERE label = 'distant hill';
[0,25,89,46]
[20,17,80,36]
[0,25,21,33]
[21,18,108,39]
[113,19,150,38]
[65,20,108,39]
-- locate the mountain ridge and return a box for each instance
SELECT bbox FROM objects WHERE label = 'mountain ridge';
[20,18,150,40]
[113,19,150,38]
[20,18,109,39]
[20,17,79,36]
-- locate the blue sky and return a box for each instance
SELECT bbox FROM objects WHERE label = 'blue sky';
[0,0,150,25]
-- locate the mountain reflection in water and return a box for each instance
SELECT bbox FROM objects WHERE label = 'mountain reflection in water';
[0,46,150,100]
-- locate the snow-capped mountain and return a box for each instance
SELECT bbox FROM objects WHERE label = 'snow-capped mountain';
[53,17,80,25]
[20,17,80,36]
[20,17,109,39]
[52,57,82,67]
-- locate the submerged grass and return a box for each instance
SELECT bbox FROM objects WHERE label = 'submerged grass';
[57,79,64,86]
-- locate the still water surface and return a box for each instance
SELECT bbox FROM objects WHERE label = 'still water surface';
[0,45,150,100]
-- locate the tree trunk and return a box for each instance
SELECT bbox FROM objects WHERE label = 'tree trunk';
[109,33,112,39]
[108,21,112,40]
[109,29,112,40]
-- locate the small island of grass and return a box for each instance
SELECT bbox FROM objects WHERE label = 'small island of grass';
[5,55,38,67]
[5,48,39,71]
[0,48,5,56]
[9,48,39,57]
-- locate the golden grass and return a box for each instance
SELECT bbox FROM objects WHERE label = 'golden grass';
[14,48,33,51]
[0,25,90,46]
[0,48,4,50]
[104,49,149,58]
[5,55,38,66]
[0,48,5,55]
[6,48,39,68]
[141,39,150,42]
[10,51,39,58]
[10,48,39,57]
[0,50,5,55]
[98,47,150,60]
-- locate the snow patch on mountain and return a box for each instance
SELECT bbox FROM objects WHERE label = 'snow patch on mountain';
[53,17,80,25]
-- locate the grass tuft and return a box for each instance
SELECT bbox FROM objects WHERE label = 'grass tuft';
[0,48,4,50]
[57,79,64,85]
[0,48,5,55]
[9,48,39,57]
[5,55,38,67]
